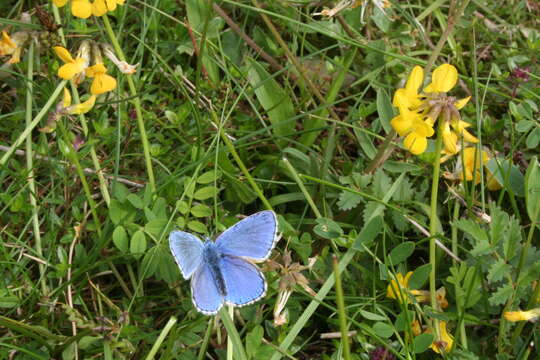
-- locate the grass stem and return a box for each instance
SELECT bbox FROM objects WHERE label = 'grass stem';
[332,254,351,360]
[102,14,156,194]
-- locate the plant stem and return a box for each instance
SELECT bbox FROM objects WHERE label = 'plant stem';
[451,201,468,349]
[25,43,48,295]
[144,316,177,360]
[51,4,111,206]
[429,125,444,335]
[57,123,103,238]
[282,158,322,219]
[197,318,214,360]
[332,255,351,360]
[102,14,156,194]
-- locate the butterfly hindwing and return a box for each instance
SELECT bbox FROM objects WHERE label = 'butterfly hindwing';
[220,255,266,306]
[191,261,224,315]
[216,210,278,261]
[169,231,204,279]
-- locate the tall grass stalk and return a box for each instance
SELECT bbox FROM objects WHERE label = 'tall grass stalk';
[25,42,48,295]
[429,125,444,336]
[102,14,156,194]
[332,255,351,360]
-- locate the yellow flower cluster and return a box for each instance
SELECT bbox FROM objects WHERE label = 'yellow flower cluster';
[391,64,477,155]
[387,271,454,354]
[52,0,125,19]
[54,43,117,95]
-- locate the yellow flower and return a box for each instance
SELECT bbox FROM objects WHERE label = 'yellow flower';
[72,0,92,18]
[387,271,413,304]
[461,147,488,183]
[0,31,17,57]
[393,65,424,109]
[0,30,28,64]
[503,307,540,322]
[69,95,96,114]
[86,63,117,95]
[442,121,458,155]
[410,287,449,310]
[53,0,122,18]
[429,321,454,354]
[424,64,458,93]
[62,87,72,108]
[92,0,108,16]
[54,46,86,80]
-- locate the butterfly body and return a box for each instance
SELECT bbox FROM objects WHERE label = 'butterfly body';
[169,210,279,315]
[201,242,227,296]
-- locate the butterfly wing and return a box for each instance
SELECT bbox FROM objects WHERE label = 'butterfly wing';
[169,231,204,279]
[191,262,224,315]
[216,210,278,261]
[220,255,266,306]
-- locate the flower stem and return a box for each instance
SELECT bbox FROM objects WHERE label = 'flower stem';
[332,254,351,360]
[51,5,111,206]
[429,125,444,333]
[102,14,156,194]
[25,42,48,295]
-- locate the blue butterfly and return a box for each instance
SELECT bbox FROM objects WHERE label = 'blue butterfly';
[169,210,279,315]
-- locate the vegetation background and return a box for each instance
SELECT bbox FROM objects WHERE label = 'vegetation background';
[0,0,539,359]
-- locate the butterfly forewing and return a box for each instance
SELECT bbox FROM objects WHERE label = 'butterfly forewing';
[220,255,266,306]
[216,210,278,261]
[169,231,204,279]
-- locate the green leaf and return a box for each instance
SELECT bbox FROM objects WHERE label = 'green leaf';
[197,170,221,184]
[191,204,212,218]
[141,246,159,278]
[525,157,540,227]
[489,282,513,306]
[126,194,143,209]
[526,127,540,149]
[176,200,190,215]
[353,215,383,250]
[372,322,394,338]
[145,219,170,240]
[337,190,363,211]
[487,259,510,284]
[225,174,257,204]
[454,219,489,243]
[187,220,207,234]
[376,88,394,133]
[360,310,386,321]
[246,325,264,359]
[354,127,377,159]
[130,230,147,259]
[109,199,133,225]
[389,242,415,265]
[112,226,128,253]
[313,218,343,240]
[486,158,525,197]
[503,216,521,260]
[247,59,295,138]
[413,333,434,353]
[515,120,534,132]
[193,186,219,200]
[409,264,431,289]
